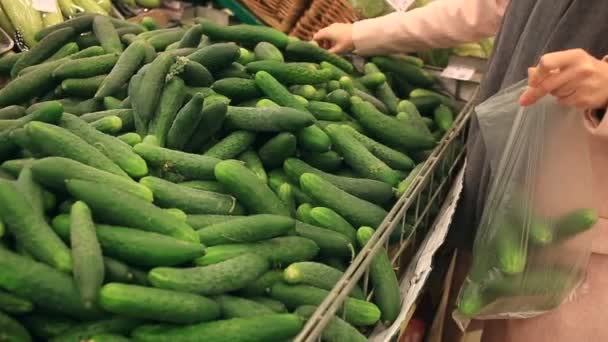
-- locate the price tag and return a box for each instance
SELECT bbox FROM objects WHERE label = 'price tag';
[441,63,476,81]
[32,0,59,13]
[386,0,417,11]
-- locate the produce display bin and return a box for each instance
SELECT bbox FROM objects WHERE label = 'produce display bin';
[295,87,478,342]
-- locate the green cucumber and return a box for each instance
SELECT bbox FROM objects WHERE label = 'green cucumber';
[0,106,25,120]
[215,159,291,216]
[140,176,242,215]
[131,314,302,342]
[70,201,104,309]
[238,270,284,297]
[553,208,598,242]
[278,183,296,215]
[248,61,334,85]
[215,295,275,318]
[225,106,314,132]
[60,75,106,98]
[307,101,344,121]
[254,70,307,110]
[495,220,527,275]
[31,157,151,201]
[284,158,393,205]
[238,149,268,183]
[187,43,241,71]
[148,29,186,51]
[133,143,220,180]
[25,121,127,177]
[301,151,343,172]
[409,96,441,116]
[0,52,22,75]
[371,56,434,87]
[53,53,120,79]
[215,62,250,79]
[0,247,101,320]
[15,166,45,215]
[254,41,284,62]
[204,131,256,159]
[358,72,386,89]
[95,40,146,99]
[93,16,123,53]
[186,215,244,229]
[66,179,199,243]
[199,19,289,48]
[0,179,72,272]
[434,104,454,132]
[90,115,122,134]
[176,59,214,87]
[327,80,341,92]
[51,214,205,267]
[11,27,76,77]
[184,98,228,152]
[357,226,400,324]
[326,124,401,186]
[149,253,269,295]
[410,88,458,110]
[310,207,357,243]
[0,311,32,342]
[300,173,388,228]
[395,163,423,198]
[350,97,436,151]
[341,125,415,171]
[103,257,134,284]
[286,40,354,73]
[258,132,297,169]
[238,48,256,65]
[326,89,351,110]
[0,60,60,107]
[166,93,205,150]
[178,24,204,48]
[0,290,33,314]
[195,236,319,267]
[117,132,142,146]
[100,283,220,324]
[79,109,134,132]
[88,334,130,342]
[57,97,103,115]
[284,262,364,299]
[296,203,316,224]
[45,43,80,62]
[270,283,380,326]
[49,317,141,342]
[250,297,287,313]
[298,124,332,153]
[35,15,94,40]
[295,305,367,342]
[294,221,354,258]
[147,78,187,147]
[180,180,229,194]
[197,215,294,246]
[59,114,148,178]
[212,78,261,102]
[137,52,175,129]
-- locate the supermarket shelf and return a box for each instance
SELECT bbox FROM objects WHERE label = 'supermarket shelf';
[295,87,477,342]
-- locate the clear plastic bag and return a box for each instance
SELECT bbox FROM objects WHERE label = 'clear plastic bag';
[454,80,597,327]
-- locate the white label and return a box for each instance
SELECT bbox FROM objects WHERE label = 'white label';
[33,0,59,13]
[386,0,417,11]
[441,63,476,81]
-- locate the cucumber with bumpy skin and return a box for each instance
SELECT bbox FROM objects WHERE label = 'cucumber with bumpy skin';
[149,253,269,295]
[286,40,354,73]
[238,270,284,297]
[187,43,241,72]
[341,125,415,171]
[215,159,291,216]
[295,305,367,342]
[284,262,364,299]
[197,215,295,246]
[238,149,267,183]
[310,207,357,243]
[225,106,314,132]
[184,98,228,153]
[212,78,261,102]
[148,77,187,147]
[301,150,343,172]
[294,221,354,258]
[99,283,220,324]
[254,41,284,62]
[165,93,205,151]
[133,143,220,181]
[11,27,76,78]
[204,131,256,159]
[259,132,297,169]
[270,283,380,326]
[199,19,289,49]
[66,179,199,243]
[70,201,104,309]
[95,40,146,100]
[140,176,243,215]
[215,295,275,318]
[93,16,123,53]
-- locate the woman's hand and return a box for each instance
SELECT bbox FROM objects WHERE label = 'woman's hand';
[519,49,608,110]
[313,23,355,54]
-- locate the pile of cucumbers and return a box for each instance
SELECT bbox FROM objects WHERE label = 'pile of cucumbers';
[0,14,456,342]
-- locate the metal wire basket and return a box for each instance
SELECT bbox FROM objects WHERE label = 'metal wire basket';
[295,88,478,341]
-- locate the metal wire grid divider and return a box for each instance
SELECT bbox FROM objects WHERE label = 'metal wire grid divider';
[295,88,478,342]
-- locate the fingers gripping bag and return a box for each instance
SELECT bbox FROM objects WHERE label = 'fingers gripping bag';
[454,80,597,328]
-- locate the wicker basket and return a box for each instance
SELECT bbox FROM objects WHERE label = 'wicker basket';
[289,0,358,40]
[239,0,310,32]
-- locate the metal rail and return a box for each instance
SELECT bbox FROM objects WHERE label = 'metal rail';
[295,88,478,342]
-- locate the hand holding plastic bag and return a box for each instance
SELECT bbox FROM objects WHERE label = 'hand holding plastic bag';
[454,81,597,327]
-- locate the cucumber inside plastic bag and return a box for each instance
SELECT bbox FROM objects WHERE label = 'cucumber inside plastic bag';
[454,80,596,328]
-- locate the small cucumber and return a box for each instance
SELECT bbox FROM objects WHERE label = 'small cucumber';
[0,290,34,314]
[254,41,284,62]
[358,72,386,89]
[212,78,261,102]
[178,24,204,48]
[310,207,357,244]
[278,183,297,216]
[184,98,228,152]
[199,19,289,49]
[117,132,142,146]
[48,317,141,342]
[250,297,287,313]
[140,176,243,215]
[187,42,241,71]
[70,201,104,309]
[93,16,123,53]
[285,40,354,73]
[284,262,364,299]
[290,85,317,100]
[215,295,275,318]
[295,305,367,342]
[326,89,351,110]
[180,180,229,194]
[66,179,199,243]
[215,159,291,216]
[186,215,244,230]
[149,253,269,295]
[294,221,355,258]
[133,143,220,181]
[166,93,205,151]
[258,132,297,169]
[268,169,313,205]
[225,106,314,132]
[52,53,120,79]
[197,214,294,246]
[100,283,220,324]
[238,270,284,297]
[298,124,332,153]
[341,125,415,171]
[308,101,344,121]
[301,151,343,172]
[95,40,146,99]
[147,77,186,147]
[204,131,257,159]
[11,27,76,77]
[238,149,267,183]
[137,52,175,130]
[434,104,454,132]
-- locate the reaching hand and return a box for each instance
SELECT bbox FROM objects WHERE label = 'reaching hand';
[313,23,355,54]
[520,49,608,110]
